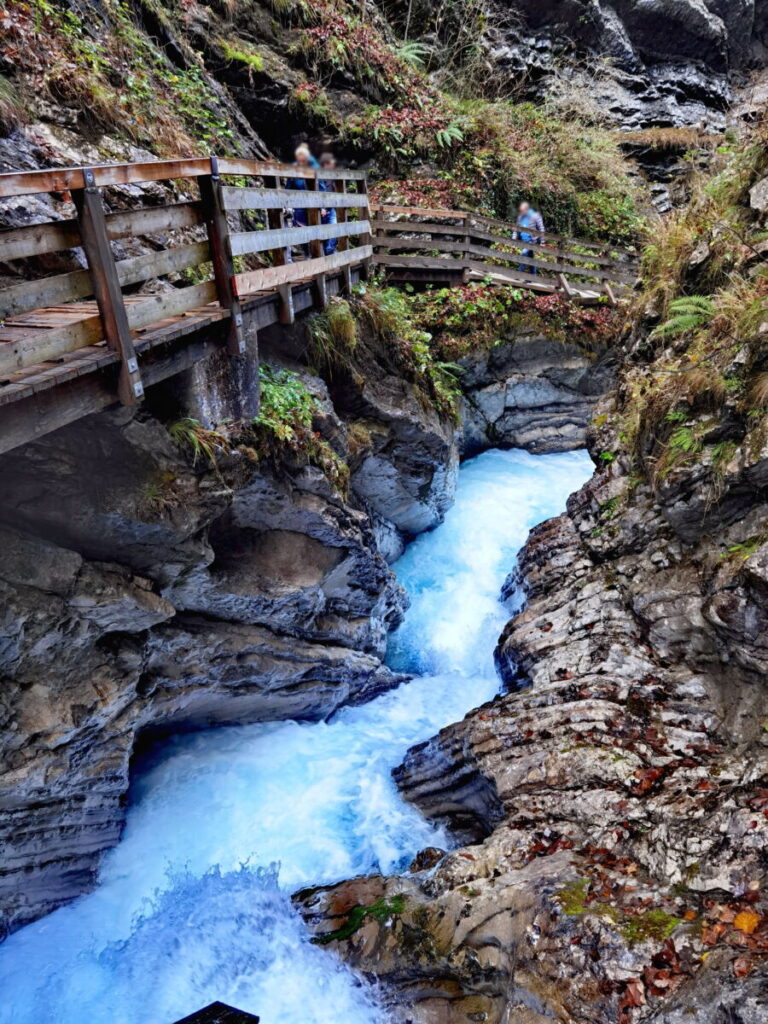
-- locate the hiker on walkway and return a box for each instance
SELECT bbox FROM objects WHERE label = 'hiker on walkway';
[514,201,545,275]
[285,143,319,262]
[318,152,339,256]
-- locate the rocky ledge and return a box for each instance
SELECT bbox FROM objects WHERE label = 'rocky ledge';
[296,394,768,1024]
[460,335,615,456]
[486,0,768,131]
[0,333,460,936]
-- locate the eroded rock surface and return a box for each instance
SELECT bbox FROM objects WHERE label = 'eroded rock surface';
[486,0,768,130]
[0,374,420,935]
[297,398,768,1024]
[460,337,615,456]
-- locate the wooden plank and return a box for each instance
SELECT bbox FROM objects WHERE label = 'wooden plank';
[375,252,466,272]
[372,219,468,236]
[374,205,636,258]
[0,313,104,374]
[0,240,207,321]
[0,268,92,319]
[126,281,219,331]
[0,159,212,198]
[73,179,143,405]
[199,162,245,355]
[0,203,204,263]
[304,175,326,309]
[264,173,293,324]
[117,241,211,288]
[106,201,204,240]
[217,159,366,181]
[230,219,369,257]
[465,259,559,290]
[466,242,636,283]
[0,219,81,262]
[558,273,574,297]
[221,187,368,211]
[235,246,371,294]
[0,264,363,454]
[374,219,634,271]
[371,203,465,220]
[375,235,468,256]
[335,180,352,294]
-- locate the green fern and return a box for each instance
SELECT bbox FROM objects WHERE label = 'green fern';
[435,123,464,149]
[668,425,702,454]
[651,295,715,339]
[396,41,430,68]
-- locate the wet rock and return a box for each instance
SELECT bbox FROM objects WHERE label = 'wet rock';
[311,428,768,1022]
[0,385,410,935]
[484,0,766,131]
[459,337,615,456]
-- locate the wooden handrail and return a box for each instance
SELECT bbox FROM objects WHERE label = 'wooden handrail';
[371,204,638,259]
[0,157,635,447]
[0,157,367,198]
[0,158,371,400]
[371,206,637,302]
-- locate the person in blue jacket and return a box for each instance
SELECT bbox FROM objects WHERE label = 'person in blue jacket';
[318,151,338,255]
[285,143,319,261]
[514,201,545,275]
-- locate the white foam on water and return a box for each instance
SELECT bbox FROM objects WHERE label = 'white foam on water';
[0,448,592,1024]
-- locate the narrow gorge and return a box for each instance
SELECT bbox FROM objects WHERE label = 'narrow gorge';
[1,2,768,1023]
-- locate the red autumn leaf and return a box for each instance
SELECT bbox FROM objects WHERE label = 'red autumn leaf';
[732,956,753,978]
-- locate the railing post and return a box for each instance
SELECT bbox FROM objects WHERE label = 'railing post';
[461,215,471,285]
[358,174,373,281]
[199,156,246,356]
[334,178,353,295]
[73,169,144,406]
[307,171,327,309]
[266,174,295,324]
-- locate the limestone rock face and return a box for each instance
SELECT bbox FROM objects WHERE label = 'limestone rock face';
[299,397,768,1023]
[460,337,615,456]
[486,0,768,130]
[0,391,411,936]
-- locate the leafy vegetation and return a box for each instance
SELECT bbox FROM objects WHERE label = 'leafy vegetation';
[408,283,619,360]
[356,285,462,420]
[4,0,235,152]
[614,116,768,491]
[312,895,407,945]
[168,418,231,466]
[243,365,350,493]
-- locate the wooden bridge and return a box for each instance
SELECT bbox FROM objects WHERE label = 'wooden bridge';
[0,156,637,456]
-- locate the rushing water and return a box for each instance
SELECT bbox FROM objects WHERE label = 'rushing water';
[0,448,591,1024]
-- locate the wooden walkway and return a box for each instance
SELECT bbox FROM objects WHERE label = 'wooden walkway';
[0,156,637,455]
[372,205,637,303]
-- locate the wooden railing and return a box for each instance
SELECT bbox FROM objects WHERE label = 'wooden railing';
[0,157,638,454]
[371,205,638,303]
[0,156,371,408]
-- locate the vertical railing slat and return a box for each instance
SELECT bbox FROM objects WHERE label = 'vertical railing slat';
[199,156,245,356]
[73,169,144,406]
[307,171,327,309]
[266,174,295,324]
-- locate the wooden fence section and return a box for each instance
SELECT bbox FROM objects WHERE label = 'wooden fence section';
[0,156,370,435]
[0,155,637,456]
[371,205,638,303]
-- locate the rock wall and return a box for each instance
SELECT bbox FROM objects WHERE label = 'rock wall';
[487,0,768,129]
[460,336,615,456]
[297,396,768,1024]
[0,349,456,935]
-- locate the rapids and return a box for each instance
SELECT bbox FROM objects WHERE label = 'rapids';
[0,448,591,1024]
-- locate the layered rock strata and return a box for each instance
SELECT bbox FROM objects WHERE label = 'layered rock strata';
[297,398,768,1024]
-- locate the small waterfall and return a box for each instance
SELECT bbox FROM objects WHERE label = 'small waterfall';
[0,449,591,1024]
